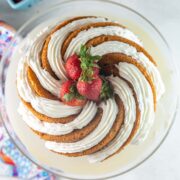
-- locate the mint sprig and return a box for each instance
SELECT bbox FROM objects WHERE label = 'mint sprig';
[79,45,101,82]
[100,79,114,100]
[63,84,85,102]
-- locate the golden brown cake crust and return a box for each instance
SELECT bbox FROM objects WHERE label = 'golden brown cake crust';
[52,96,125,156]
[27,67,58,100]
[32,108,102,143]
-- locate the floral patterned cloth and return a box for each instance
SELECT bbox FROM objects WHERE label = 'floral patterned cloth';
[0,21,56,179]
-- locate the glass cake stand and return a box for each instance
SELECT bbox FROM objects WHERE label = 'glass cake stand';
[0,0,179,179]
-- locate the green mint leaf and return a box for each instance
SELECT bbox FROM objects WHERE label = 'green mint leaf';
[100,79,114,100]
[76,94,85,100]
[64,83,86,102]
[79,44,102,82]
[63,93,74,102]
[79,45,88,58]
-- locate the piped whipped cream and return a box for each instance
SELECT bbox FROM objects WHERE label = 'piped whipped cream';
[28,33,62,97]
[90,41,165,100]
[88,76,136,163]
[48,17,108,80]
[16,22,82,118]
[18,101,97,135]
[64,26,142,60]
[45,98,118,153]
[116,62,155,143]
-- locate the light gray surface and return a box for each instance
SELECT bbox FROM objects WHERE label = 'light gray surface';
[0,0,180,180]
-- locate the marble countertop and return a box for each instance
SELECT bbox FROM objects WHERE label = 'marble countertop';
[0,0,180,179]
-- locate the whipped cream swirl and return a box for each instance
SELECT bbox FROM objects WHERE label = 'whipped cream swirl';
[90,41,165,100]
[88,76,136,163]
[45,98,118,153]
[64,26,142,60]
[18,101,97,135]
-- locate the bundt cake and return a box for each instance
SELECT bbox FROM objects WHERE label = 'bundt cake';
[17,16,165,163]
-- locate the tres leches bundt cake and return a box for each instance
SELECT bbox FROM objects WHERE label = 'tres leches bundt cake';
[17,16,165,163]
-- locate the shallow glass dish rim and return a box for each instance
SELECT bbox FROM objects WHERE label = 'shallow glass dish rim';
[0,0,179,179]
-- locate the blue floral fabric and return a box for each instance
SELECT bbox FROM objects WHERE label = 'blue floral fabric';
[0,22,55,180]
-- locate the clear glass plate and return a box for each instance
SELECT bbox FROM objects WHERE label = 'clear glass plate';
[0,0,179,179]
